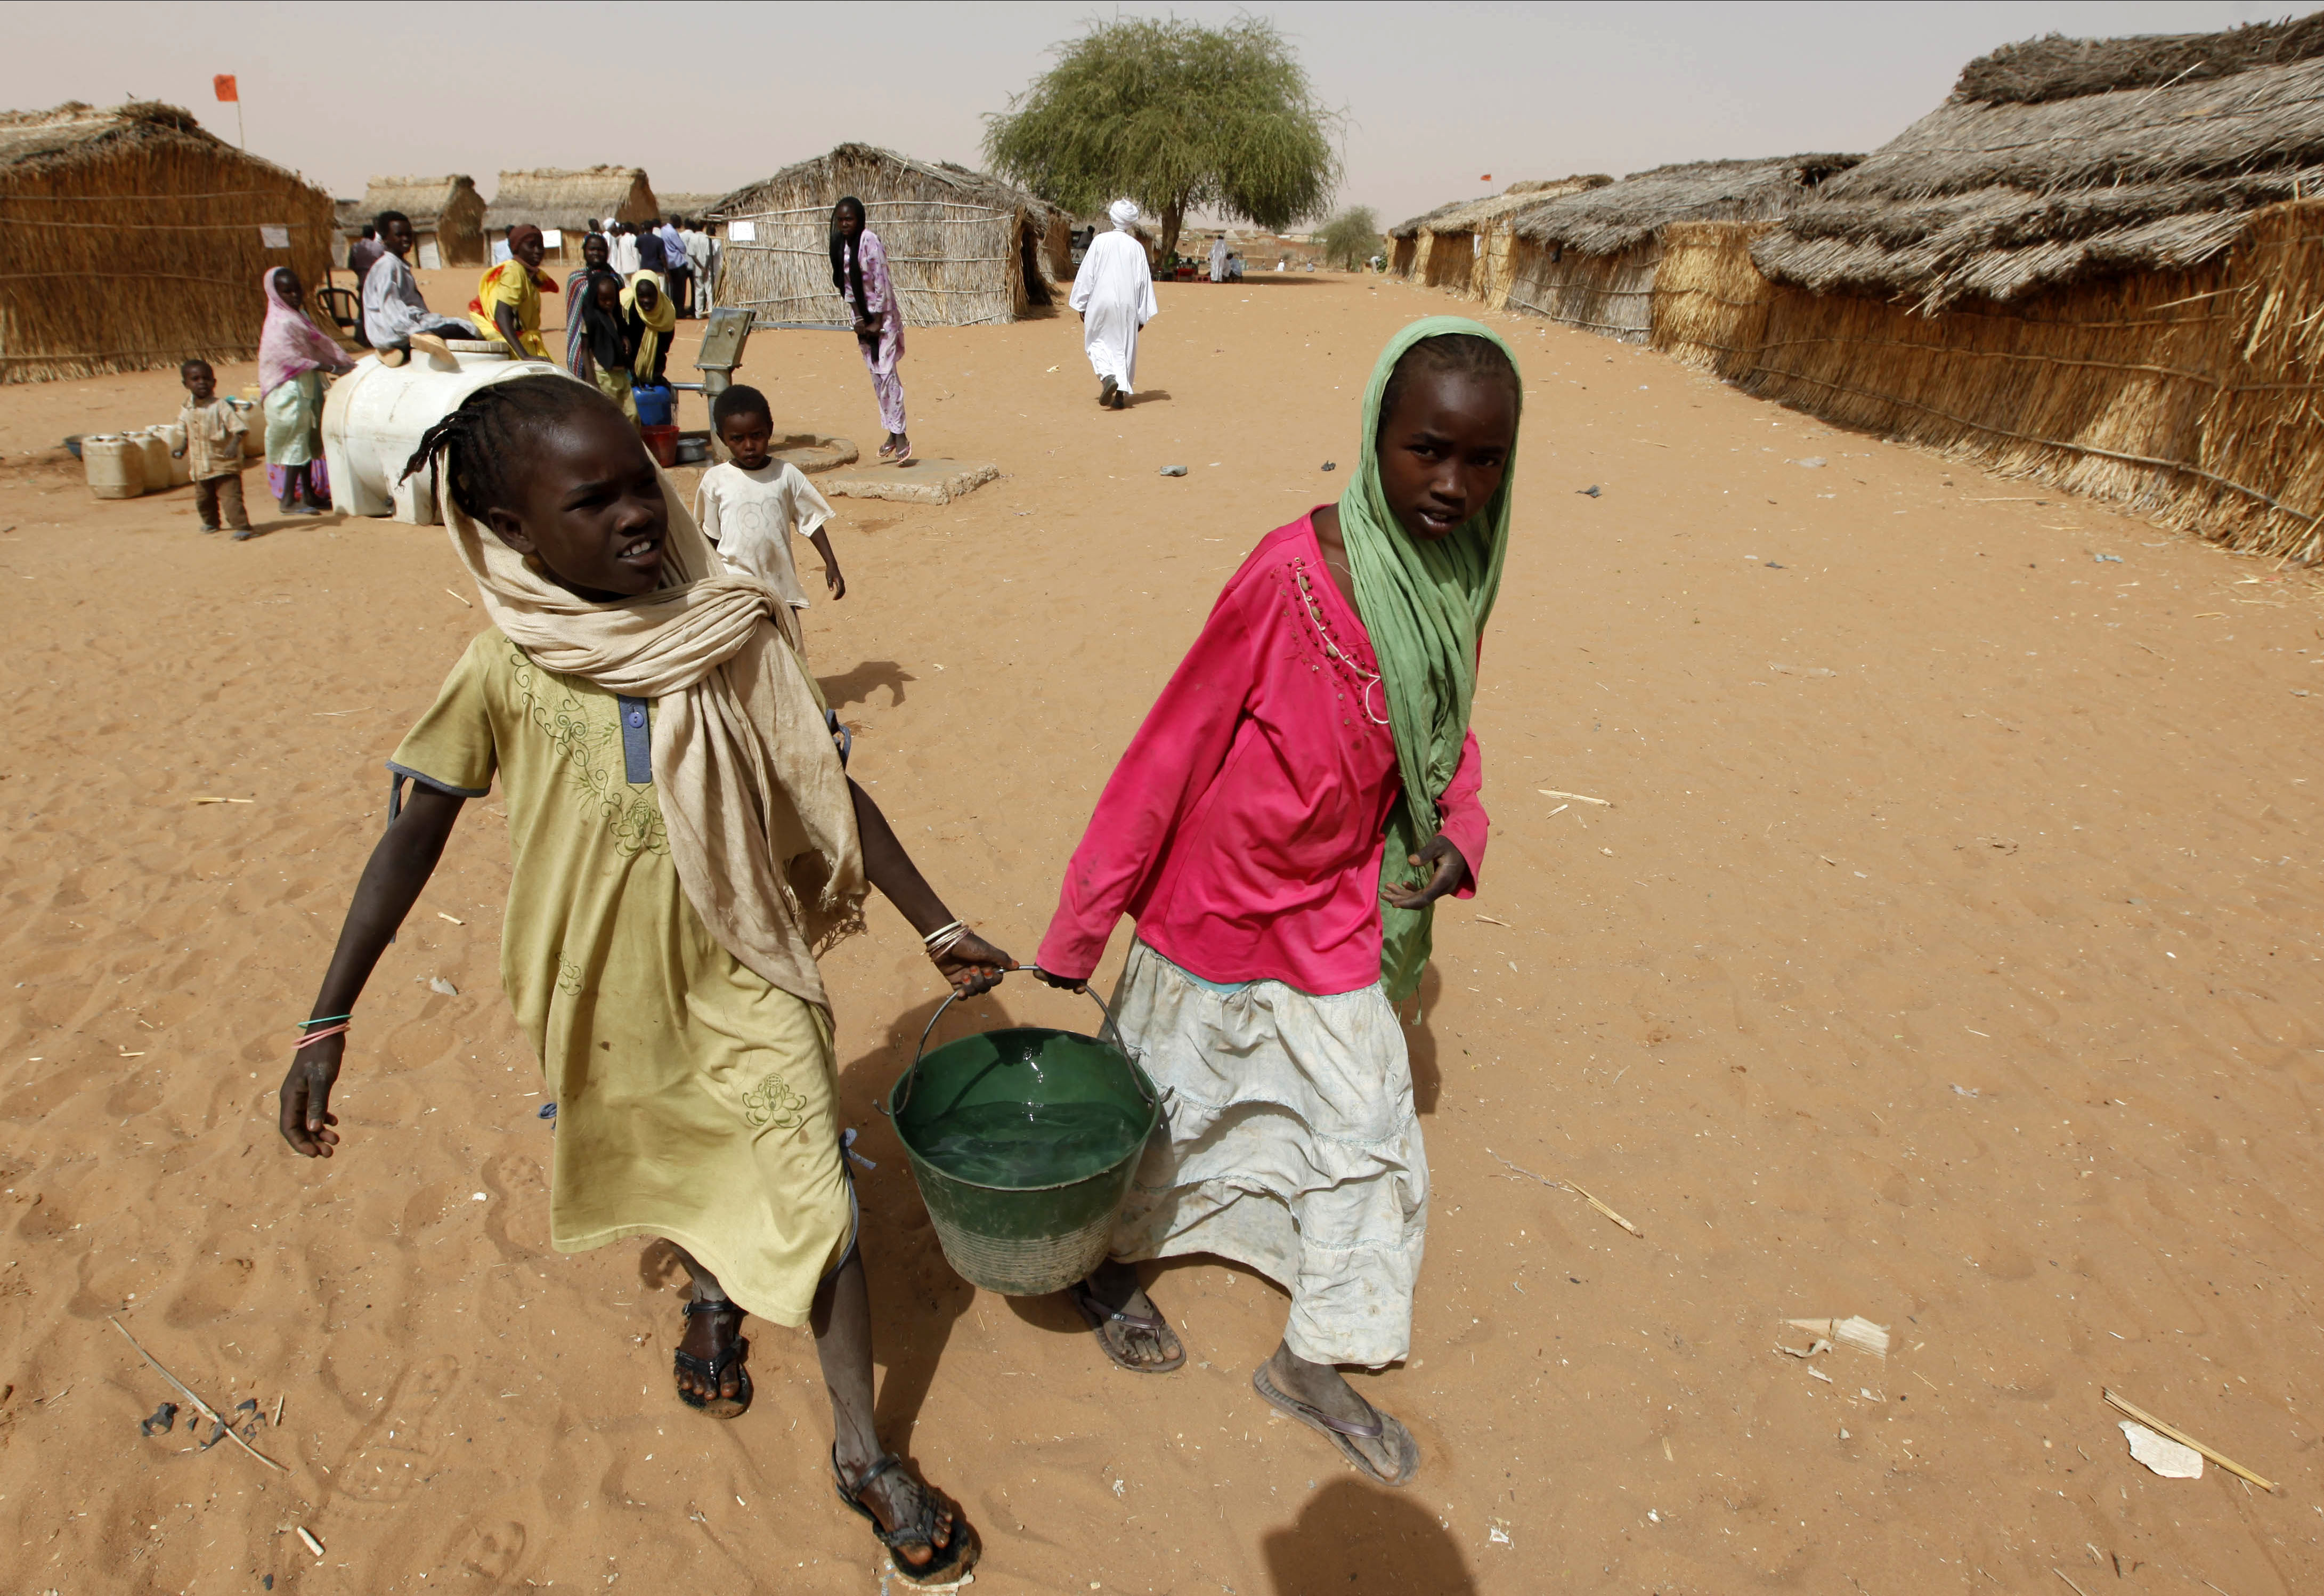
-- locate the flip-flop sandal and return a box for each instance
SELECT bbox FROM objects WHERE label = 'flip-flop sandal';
[891,441,913,465]
[1252,1364,1420,1487]
[673,1299,752,1419]
[1068,1278,1186,1374]
[832,1446,981,1587]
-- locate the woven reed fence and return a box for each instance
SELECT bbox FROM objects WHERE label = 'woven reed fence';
[2,141,334,383]
[1502,239,1662,341]
[1703,201,2324,558]
[1416,229,1474,296]
[716,200,1023,328]
[1651,221,1780,380]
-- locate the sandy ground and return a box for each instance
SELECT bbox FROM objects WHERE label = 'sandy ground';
[3,265,2322,1596]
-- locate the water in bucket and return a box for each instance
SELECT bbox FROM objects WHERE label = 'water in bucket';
[906,1031,1148,1187]
[889,993,1159,1296]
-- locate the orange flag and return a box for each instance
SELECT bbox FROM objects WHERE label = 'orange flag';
[213,74,238,102]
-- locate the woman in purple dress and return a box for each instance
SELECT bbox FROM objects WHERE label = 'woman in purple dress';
[831,197,909,463]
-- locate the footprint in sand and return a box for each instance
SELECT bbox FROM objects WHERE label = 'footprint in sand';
[338,1354,460,1504]
[451,1518,527,1582]
[477,1151,549,1264]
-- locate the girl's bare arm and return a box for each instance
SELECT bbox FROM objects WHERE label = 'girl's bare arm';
[279,785,465,1156]
[849,779,1011,995]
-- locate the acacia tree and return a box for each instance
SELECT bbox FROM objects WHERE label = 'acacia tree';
[984,16,1342,262]
[1317,206,1380,271]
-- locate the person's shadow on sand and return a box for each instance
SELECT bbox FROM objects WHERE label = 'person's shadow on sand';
[835,985,1035,1448]
[1263,1479,1477,1593]
[818,659,915,712]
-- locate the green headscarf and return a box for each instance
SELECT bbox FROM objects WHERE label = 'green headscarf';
[1339,315,1521,1003]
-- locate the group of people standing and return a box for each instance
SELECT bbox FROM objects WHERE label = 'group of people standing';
[563,230,677,421]
[597,215,716,319]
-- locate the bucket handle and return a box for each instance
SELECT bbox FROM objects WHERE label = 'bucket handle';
[887,965,1143,1119]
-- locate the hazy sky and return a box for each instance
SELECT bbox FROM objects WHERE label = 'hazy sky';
[1,1,2297,224]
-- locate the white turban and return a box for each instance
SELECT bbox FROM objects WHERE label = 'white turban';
[1109,199,1140,230]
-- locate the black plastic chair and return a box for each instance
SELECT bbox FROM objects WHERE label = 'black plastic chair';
[317,283,368,347]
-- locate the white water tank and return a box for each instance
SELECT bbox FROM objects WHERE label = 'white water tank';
[321,342,570,524]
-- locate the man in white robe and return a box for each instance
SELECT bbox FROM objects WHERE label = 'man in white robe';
[1208,233,1229,283]
[1070,199,1159,409]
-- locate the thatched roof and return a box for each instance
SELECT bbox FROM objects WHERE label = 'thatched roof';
[358,174,479,231]
[1510,156,1860,256]
[0,100,335,383]
[0,99,205,168]
[1389,176,1611,240]
[1959,12,2324,103]
[482,166,656,234]
[709,143,1063,229]
[1754,14,2324,309]
[655,192,724,220]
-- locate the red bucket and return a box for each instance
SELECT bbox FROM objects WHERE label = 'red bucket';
[640,423,679,467]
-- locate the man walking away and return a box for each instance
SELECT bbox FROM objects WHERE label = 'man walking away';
[1070,199,1159,410]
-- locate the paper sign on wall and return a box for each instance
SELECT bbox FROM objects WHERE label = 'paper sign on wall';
[728,220,757,244]
[258,224,290,249]
[541,228,563,249]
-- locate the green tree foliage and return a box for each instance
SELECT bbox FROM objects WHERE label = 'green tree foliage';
[1317,206,1380,271]
[984,16,1342,262]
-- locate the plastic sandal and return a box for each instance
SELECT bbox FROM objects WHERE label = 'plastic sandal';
[832,1446,980,1586]
[672,1298,752,1419]
[1068,1278,1185,1374]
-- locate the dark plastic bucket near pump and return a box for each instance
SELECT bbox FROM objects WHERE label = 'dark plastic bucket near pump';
[884,977,1159,1297]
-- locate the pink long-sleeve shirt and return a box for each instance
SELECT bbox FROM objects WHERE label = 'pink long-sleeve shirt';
[1038,513,1488,994]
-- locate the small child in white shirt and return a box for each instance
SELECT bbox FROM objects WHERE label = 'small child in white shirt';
[693,385,846,651]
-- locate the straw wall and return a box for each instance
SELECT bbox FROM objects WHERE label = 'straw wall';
[715,200,1026,328]
[2,137,335,383]
[1728,199,2324,560]
[1651,221,1780,379]
[1418,229,1475,296]
[1502,238,1662,340]
[1389,235,1417,278]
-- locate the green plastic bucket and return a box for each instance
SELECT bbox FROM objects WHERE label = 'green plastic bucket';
[884,978,1159,1296]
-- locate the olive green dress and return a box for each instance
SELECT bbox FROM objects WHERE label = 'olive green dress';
[392,629,851,1324]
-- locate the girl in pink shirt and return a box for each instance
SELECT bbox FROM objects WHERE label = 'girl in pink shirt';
[1036,319,1521,1486]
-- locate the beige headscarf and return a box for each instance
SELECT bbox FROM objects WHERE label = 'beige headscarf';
[440,459,864,1014]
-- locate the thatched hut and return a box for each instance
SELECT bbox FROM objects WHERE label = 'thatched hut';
[1724,14,2324,558]
[655,193,724,223]
[356,174,484,269]
[483,167,657,262]
[1391,177,1612,305]
[0,100,334,384]
[1501,155,1857,339]
[708,143,1070,326]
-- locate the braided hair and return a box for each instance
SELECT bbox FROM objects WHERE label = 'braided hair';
[1378,333,1520,441]
[828,196,870,325]
[399,374,615,522]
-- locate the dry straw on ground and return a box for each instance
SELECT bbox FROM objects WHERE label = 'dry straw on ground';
[0,100,334,384]
[709,144,1069,328]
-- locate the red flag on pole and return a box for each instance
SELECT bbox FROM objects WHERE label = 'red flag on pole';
[213,74,238,102]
